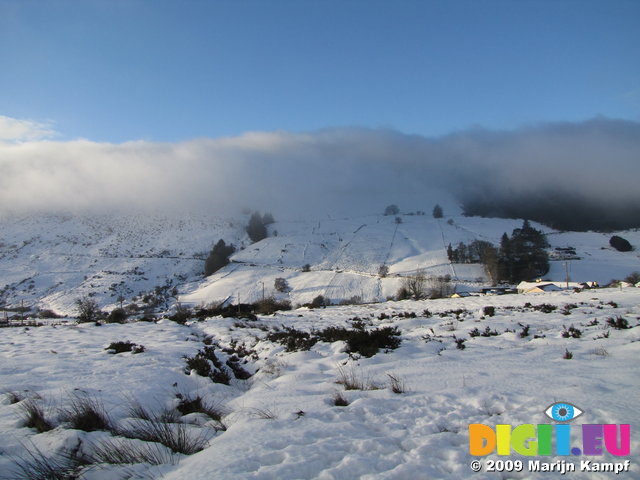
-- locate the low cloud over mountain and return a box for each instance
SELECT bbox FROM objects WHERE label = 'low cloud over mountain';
[1,117,638,230]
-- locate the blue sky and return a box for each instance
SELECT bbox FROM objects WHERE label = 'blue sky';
[1,0,639,143]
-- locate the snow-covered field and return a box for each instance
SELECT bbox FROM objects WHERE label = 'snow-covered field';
[1,287,638,479]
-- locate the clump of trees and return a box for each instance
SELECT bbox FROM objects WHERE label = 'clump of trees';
[396,270,453,300]
[499,220,550,283]
[432,204,443,218]
[246,211,275,243]
[384,205,399,216]
[204,240,235,276]
[447,240,496,264]
[447,220,549,284]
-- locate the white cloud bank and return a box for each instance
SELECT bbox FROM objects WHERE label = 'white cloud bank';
[0,115,56,141]
[1,117,639,229]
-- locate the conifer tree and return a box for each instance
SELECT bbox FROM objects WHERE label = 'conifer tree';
[204,240,235,276]
[247,212,268,242]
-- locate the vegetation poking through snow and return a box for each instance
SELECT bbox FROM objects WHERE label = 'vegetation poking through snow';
[59,393,114,433]
[266,327,318,352]
[469,326,500,338]
[561,325,582,338]
[184,346,231,385]
[105,340,145,354]
[18,398,53,433]
[606,316,632,329]
[267,325,401,357]
[333,391,349,406]
[453,336,466,350]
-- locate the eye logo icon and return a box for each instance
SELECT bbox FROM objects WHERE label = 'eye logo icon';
[545,402,583,422]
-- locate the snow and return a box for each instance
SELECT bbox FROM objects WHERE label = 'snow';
[1,211,639,478]
[1,288,639,479]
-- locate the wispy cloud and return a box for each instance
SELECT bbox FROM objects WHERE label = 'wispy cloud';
[1,118,638,229]
[0,115,57,141]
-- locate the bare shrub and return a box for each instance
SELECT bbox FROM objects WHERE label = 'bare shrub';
[400,270,427,299]
[589,346,609,357]
[274,277,290,293]
[75,297,100,323]
[387,373,406,394]
[336,365,380,391]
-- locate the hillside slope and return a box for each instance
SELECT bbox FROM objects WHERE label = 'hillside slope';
[1,212,639,316]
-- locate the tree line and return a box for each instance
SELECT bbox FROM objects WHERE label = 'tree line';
[447,220,549,284]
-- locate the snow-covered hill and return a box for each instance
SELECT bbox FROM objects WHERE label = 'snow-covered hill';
[1,211,639,316]
[1,210,639,479]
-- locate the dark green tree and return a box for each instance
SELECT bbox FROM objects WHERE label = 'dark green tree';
[432,204,443,218]
[498,220,549,283]
[204,240,235,276]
